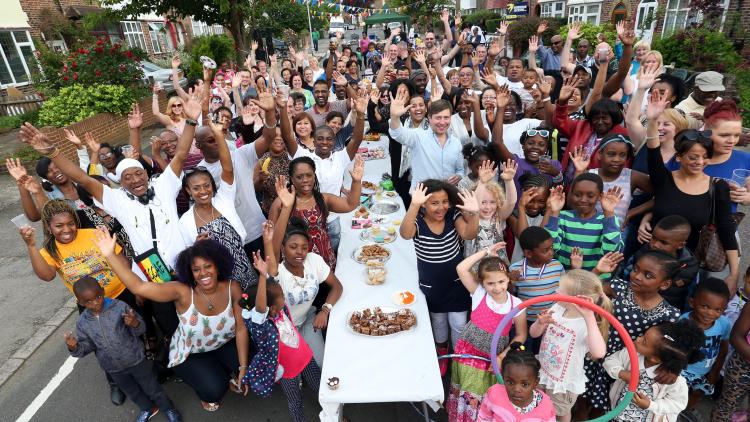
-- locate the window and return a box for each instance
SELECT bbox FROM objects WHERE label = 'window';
[212,25,224,35]
[612,3,627,23]
[0,30,36,86]
[662,0,691,34]
[148,22,164,54]
[540,1,565,18]
[191,21,212,37]
[568,2,601,24]
[121,21,147,50]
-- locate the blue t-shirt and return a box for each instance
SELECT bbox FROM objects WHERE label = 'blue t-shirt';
[680,312,731,377]
[670,150,750,212]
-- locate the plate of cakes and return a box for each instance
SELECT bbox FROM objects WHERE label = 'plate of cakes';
[348,307,417,336]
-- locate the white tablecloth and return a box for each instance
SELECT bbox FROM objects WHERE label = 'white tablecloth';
[318,147,443,421]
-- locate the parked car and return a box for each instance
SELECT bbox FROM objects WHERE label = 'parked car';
[141,60,186,92]
[270,38,288,55]
[329,16,346,38]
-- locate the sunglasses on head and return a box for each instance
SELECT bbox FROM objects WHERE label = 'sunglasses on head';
[525,129,550,138]
[185,166,209,175]
[678,129,713,141]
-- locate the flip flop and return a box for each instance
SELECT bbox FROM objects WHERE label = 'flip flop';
[201,401,220,412]
[229,378,243,394]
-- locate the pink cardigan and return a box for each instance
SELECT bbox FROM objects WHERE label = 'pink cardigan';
[478,384,556,422]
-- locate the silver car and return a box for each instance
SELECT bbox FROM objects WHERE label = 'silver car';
[141,60,187,92]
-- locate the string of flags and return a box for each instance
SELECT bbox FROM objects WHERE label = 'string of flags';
[293,0,431,17]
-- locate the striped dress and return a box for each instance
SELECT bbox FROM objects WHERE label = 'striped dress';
[508,258,564,322]
[545,211,623,271]
[414,208,471,313]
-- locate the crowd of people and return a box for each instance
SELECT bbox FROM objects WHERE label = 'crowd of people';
[9,10,750,422]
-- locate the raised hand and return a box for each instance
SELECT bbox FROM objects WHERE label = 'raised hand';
[18,123,53,153]
[638,64,660,91]
[570,247,583,269]
[123,308,139,327]
[127,103,143,129]
[252,250,269,274]
[19,226,35,246]
[440,9,450,23]
[92,226,117,258]
[413,49,426,64]
[370,88,380,105]
[646,90,671,122]
[498,21,509,36]
[488,39,503,57]
[601,186,624,215]
[595,252,624,274]
[83,132,101,154]
[63,128,82,148]
[489,241,507,256]
[18,174,42,194]
[518,188,538,211]
[500,159,518,181]
[557,75,580,103]
[6,157,27,181]
[251,40,258,51]
[536,20,549,34]
[274,90,288,110]
[411,183,433,207]
[539,76,552,98]
[261,220,274,244]
[496,84,511,109]
[567,21,582,40]
[461,90,480,108]
[275,176,296,208]
[349,155,365,181]
[480,66,499,90]
[618,21,636,46]
[478,160,498,183]
[389,89,411,118]
[456,189,480,215]
[183,88,202,120]
[171,55,181,70]
[547,185,566,213]
[332,71,348,86]
[528,35,539,53]
[354,92,368,115]
[152,83,161,94]
[569,145,591,173]
[64,331,77,350]
[231,72,242,89]
[250,90,276,112]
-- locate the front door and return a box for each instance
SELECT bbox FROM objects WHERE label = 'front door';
[635,0,658,42]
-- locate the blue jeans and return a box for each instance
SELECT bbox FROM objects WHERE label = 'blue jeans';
[327,218,341,253]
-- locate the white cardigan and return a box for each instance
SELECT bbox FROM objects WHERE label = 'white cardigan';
[179,179,247,244]
[603,348,688,422]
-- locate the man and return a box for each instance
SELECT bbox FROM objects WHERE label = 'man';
[676,71,724,129]
[389,93,464,189]
[410,69,430,101]
[535,21,562,73]
[575,39,595,69]
[230,70,257,106]
[309,79,350,127]
[312,29,319,51]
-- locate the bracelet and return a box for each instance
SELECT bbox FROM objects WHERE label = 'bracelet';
[185,118,198,126]
[238,365,248,370]
[542,97,551,102]
[264,122,277,129]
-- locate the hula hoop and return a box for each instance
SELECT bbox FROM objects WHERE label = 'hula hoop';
[489,294,639,422]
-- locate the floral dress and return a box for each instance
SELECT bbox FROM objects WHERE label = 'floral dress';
[582,278,680,410]
[293,204,336,270]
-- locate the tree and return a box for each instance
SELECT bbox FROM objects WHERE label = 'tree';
[99,0,251,59]
[388,0,452,23]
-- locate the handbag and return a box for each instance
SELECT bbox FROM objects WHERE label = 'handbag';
[134,209,173,283]
[695,178,728,272]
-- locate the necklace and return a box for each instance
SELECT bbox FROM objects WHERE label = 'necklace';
[194,205,216,226]
[197,287,216,311]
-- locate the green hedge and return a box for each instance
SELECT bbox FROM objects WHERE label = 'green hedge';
[187,35,236,79]
[38,84,137,128]
[558,22,618,50]
[651,27,741,73]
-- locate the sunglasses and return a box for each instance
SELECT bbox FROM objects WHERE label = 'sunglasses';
[551,40,563,45]
[526,129,550,137]
[172,104,183,108]
[678,129,713,141]
[185,166,209,175]
[99,152,113,158]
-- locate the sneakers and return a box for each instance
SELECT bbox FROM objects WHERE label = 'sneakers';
[135,407,159,422]
[436,345,450,377]
[164,409,183,422]
[109,383,126,406]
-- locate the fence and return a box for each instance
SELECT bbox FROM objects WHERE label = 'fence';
[0,95,44,117]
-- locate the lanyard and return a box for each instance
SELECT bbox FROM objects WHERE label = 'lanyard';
[521,258,547,282]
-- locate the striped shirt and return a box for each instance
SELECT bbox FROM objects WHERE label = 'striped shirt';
[545,211,622,271]
[509,259,564,321]
[414,209,463,264]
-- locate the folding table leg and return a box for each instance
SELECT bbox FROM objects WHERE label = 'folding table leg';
[422,401,430,422]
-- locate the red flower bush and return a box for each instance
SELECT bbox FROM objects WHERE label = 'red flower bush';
[52,37,146,90]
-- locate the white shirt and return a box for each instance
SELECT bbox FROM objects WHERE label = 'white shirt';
[199,144,265,243]
[178,179,247,244]
[97,166,188,278]
[537,303,590,395]
[293,148,352,196]
[449,113,480,146]
[277,252,331,326]
[472,286,523,315]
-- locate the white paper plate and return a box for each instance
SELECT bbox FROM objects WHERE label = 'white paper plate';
[359,228,397,243]
[352,243,391,264]
[370,200,400,215]
[392,290,418,306]
[347,306,417,337]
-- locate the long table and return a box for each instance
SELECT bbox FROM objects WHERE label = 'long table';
[318,142,443,421]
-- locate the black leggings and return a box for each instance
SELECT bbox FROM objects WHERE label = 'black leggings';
[171,339,239,403]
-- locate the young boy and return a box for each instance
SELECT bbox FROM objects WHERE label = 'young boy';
[617,215,699,310]
[679,277,732,416]
[66,277,182,422]
[509,226,564,352]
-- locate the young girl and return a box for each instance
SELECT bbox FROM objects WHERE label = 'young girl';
[713,294,750,421]
[569,134,652,227]
[544,173,623,270]
[464,160,518,266]
[581,250,682,416]
[239,222,321,421]
[448,244,528,421]
[530,270,611,421]
[604,319,704,422]
[458,145,495,191]
[400,180,480,370]
[478,342,556,421]
[508,174,550,263]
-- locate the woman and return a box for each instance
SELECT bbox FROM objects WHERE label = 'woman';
[152,85,187,135]
[269,157,363,270]
[267,217,343,366]
[281,109,316,152]
[308,57,324,82]
[93,228,250,412]
[179,122,257,291]
[231,97,264,146]
[280,68,293,88]
[625,65,686,144]
[629,40,650,77]
[450,91,481,146]
[254,129,291,216]
[644,93,739,294]
[302,67,315,91]
[290,72,314,109]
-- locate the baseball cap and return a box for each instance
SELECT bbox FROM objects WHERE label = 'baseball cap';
[694,71,725,92]
[573,65,592,77]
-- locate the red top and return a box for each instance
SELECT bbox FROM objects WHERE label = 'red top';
[555,102,629,171]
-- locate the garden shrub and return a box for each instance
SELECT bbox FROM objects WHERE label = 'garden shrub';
[187,35,235,79]
[37,84,137,128]
[652,27,742,73]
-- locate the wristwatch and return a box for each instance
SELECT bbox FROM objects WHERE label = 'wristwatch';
[185,118,198,126]
[322,303,334,313]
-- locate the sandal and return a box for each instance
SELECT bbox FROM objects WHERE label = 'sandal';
[201,401,220,412]
[229,378,243,394]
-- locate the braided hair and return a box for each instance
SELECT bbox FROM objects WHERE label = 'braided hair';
[288,156,329,224]
[652,319,705,375]
[519,173,550,191]
[501,341,541,377]
[41,199,81,262]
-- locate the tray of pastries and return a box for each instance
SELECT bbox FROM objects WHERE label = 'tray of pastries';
[348,307,417,336]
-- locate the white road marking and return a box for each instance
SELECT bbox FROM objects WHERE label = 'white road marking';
[16,356,77,422]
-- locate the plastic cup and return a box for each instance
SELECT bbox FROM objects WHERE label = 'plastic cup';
[732,169,750,189]
[11,214,31,230]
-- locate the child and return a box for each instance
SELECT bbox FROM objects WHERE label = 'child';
[464,159,518,266]
[508,174,550,263]
[66,277,182,422]
[680,278,731,414]
[478,342,556,421]
[712,299,750,421]
[725,266,750,326]
[544,173,623,271]
[509,226,564,352]
[530,270,610,421]
[458,145,495,191]
[569,134,651,226]
[521,69,539,99]
[448,244,528,421]
[616,215,698,310]
[604,319,705,422]
[582,250,682,415]
[400,180,480,371]
[239,223,321,421]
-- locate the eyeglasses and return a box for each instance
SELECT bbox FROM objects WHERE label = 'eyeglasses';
[99,152,113,158]
[172,104,183,108]
[80,294,103,306]
[525,129,550,137]
[551,40,563,45]
[678,129,713,141]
